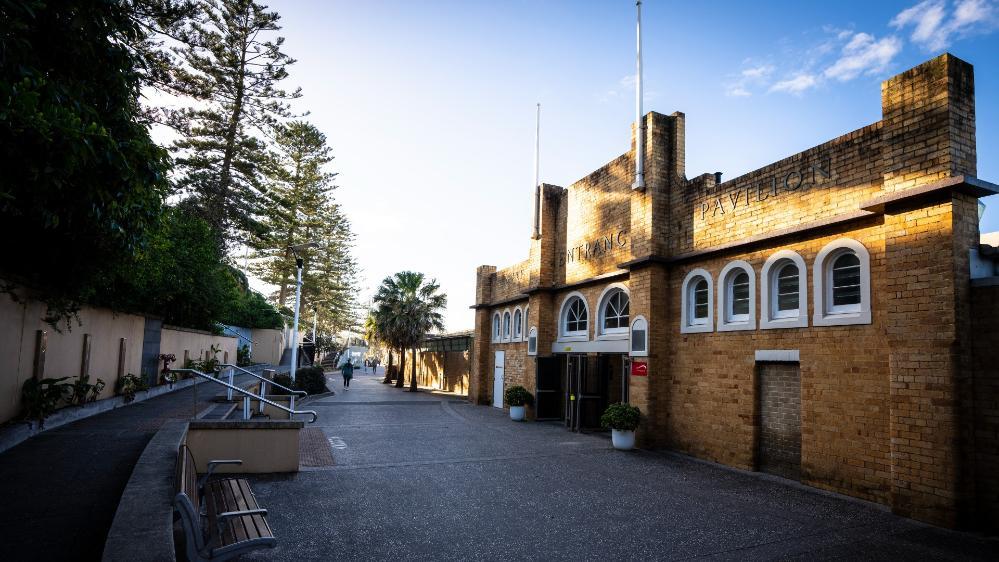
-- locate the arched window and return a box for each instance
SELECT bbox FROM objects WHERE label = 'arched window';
[502,310,512,341]
[559,293,589,340]
[492,313,501,342]
[630,316,648,356]
[527,327,538,355]
[513,308,523,340]
[760,250,808,329]
[681,269,713,334]
[814,238,871,326]
[522,306,530,341]
[717,261,756,331]
[597,285,630,337]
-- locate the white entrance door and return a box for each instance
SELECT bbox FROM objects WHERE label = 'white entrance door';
[493,351,505,408]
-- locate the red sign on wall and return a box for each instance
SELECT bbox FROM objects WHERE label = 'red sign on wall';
[631,361,648,377]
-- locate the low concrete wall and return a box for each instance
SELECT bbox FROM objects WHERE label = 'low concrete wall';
[101,420,187,562]
[0,291,144,424]
[160,325,237,371]
[251,328,285,365]
[186,420,303,473]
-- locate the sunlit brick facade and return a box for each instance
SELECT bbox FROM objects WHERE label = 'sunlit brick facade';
[470,54,999,531]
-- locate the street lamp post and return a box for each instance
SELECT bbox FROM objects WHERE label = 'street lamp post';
[288,242,317,383]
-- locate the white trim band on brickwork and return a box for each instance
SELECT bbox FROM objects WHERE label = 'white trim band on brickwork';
[755,349,800,362]
[552,338,629,354]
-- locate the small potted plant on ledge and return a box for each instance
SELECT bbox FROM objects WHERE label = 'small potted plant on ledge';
[504,385,533,421]
[600,402,641,450]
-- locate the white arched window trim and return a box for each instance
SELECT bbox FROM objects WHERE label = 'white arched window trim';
[596,283,631,340]
[527,326,538,355]
[717,260,756,331]
[813,238,872,327]
[491,312,501,343]
[760,250,808,329]
[502,308,512,342]
[513,307,523,340]
[680,269,714,334]
[522,306,530,341]
[557,291,590,342]
[629,315,648,357]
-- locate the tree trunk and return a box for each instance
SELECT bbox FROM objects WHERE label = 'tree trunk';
[409,347,418,392]
[395,347,405,388]
[383,350,393,384]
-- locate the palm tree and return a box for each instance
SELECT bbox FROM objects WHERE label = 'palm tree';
[373,271,447,392]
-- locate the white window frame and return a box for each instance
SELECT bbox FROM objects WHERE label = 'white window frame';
[491,312,501,343]
[717,261,756,332]
[629,315,648,357]
[557,291,590,342]
[502,309,512,342]
[513,307,523,340]
[813,238,872,326]
[527,327,538,355]
[522,306,530,341]
[596,283,630,340]
[760,250,808,329]
[681,269,713,334]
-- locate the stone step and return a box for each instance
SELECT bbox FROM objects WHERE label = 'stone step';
[199,402,237,420]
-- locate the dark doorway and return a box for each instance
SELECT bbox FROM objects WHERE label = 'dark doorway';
[565,355,609,432]
[535,356,563,420]
[600,354,629,405]
[756,362,802,480]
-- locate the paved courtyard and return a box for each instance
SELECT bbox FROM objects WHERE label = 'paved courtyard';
[246,373,998,561]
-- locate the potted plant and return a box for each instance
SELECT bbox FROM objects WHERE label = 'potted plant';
[504,385,533,421]
[600,402,641,450]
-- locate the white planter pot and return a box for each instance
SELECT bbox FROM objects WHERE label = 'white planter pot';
[611,429,635,450]
[509,405,526,421]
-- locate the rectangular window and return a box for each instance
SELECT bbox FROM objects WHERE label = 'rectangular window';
[694,288,708,319]
[732,279,750,316]
[832,265,861,306]
[777,273,799,311]
[631,329,646,352]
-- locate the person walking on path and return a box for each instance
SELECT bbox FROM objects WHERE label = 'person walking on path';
[341,360,354,390]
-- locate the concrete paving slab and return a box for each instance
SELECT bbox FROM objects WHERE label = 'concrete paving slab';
[240,375,997,561]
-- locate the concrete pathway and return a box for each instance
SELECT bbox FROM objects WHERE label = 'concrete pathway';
[0,370,261,562]
[245,373,997,561]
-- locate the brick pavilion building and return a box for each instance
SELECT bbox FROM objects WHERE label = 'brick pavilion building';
[469,54,999,531]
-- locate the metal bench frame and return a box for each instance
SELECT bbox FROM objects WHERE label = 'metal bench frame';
[174,445,277,561]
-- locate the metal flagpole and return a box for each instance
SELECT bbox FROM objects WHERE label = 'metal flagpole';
[632,0,646,191]
[532,103,542,239]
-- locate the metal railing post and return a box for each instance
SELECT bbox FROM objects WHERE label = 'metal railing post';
[290,395,295,411]
[243,396,251,420]
[259,381,268,414]
[227,368,234,401]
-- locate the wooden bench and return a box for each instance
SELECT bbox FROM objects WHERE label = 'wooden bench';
[174,445,276,561]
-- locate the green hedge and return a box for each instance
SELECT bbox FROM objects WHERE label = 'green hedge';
[271,366,327,395]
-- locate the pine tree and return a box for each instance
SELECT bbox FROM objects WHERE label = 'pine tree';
[171,0,300,252]
[250,121,359,336]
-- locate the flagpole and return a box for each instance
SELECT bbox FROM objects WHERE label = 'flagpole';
[532,103,541,239]
[632,0,646,191]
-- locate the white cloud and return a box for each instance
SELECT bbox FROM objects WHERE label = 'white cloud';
[769,73,819,95]
[892,0,996,51]
[724,64,774,97]
[823,32,903,81]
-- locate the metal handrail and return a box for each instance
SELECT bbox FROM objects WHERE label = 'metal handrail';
[170,369,317,423]
[220,364,306,397]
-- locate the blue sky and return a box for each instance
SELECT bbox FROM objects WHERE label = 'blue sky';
[271,0,999,331]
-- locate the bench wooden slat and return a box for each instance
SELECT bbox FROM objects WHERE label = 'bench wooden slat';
[174,445,276,561]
